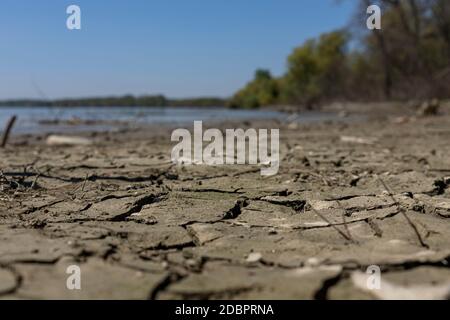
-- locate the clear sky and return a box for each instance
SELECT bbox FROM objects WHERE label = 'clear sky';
[0,0,356,99]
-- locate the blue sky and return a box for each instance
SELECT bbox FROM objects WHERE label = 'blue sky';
[0,0,356,99]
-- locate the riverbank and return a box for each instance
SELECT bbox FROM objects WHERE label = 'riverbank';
[1,104,449,299]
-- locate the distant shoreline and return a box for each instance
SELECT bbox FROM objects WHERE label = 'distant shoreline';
[0,95,229,108]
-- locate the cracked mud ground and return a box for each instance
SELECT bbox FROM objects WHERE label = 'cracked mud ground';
[1,112,450,300]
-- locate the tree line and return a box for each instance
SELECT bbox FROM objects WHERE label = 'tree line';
[229,0,450,109]
[0,96,227,108]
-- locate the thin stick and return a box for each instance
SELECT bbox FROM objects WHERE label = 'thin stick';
[31,174,40,189]
[81,173,89,192]
[376,176,428,248]
[335,200,353,241]
[1,116,17,148]
[310,206,354,242]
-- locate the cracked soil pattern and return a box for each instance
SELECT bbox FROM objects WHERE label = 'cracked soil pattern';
[1,110,450,300]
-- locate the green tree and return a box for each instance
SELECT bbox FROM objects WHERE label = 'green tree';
[229,69,279,109]
[283,31,348,107]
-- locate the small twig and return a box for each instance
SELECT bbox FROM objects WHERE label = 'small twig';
[30,167,42,190]
[376,176,429,248]
[335,200,354,242]
[81,173,89,192]
[310,206,354,243]
[31,173,40,190]
[1,115,17,148]
[73,173,90,200]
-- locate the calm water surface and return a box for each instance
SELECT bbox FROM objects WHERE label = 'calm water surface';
[0,106,341,135]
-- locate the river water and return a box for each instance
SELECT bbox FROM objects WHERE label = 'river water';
[0,106,340,135]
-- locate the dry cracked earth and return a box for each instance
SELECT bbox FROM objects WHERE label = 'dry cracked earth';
[1,111,450,300]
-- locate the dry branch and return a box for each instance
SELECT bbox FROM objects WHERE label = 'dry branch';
[376,176,429,248]
[1,115,17,148]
